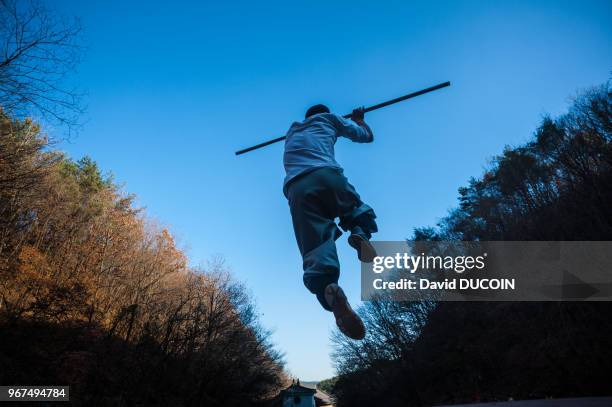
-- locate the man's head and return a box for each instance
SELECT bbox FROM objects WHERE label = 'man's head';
[305,104,330,119]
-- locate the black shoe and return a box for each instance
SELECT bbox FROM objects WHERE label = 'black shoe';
[324,283,365,340]
[348,233,377,263]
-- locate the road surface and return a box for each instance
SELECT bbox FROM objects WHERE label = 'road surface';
[440,398,612,407]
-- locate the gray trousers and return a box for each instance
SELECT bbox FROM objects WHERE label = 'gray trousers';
[285,167,377,311]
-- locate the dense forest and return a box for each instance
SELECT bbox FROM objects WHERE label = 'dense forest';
[329,82,612,406]
[0,112,286,405]
[0,2,286,404]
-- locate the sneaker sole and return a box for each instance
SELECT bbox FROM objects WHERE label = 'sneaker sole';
[324,284,365,340]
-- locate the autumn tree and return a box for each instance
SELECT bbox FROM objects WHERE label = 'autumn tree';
[0,109,285,406]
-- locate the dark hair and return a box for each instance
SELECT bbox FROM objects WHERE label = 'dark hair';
[305,104,330,119]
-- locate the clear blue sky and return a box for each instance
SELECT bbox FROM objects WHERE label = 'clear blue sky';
[51,0,611,380]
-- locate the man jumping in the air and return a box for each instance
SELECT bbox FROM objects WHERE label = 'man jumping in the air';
[283,104,378,340]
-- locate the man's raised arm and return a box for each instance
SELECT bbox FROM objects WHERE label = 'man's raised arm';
[332,107,374,143]
[349,106,374,142]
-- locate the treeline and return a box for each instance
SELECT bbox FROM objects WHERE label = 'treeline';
[0,112,285,406]
[330,82,612,406]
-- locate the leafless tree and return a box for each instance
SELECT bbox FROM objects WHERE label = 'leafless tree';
[0,0,83,134]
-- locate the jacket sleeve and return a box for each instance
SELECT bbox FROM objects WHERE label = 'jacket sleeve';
[330,114,373,143]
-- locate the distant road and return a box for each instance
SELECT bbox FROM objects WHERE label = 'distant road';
[439,397,612,407]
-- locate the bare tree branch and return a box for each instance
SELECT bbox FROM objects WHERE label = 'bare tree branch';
[0,0,84,136]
